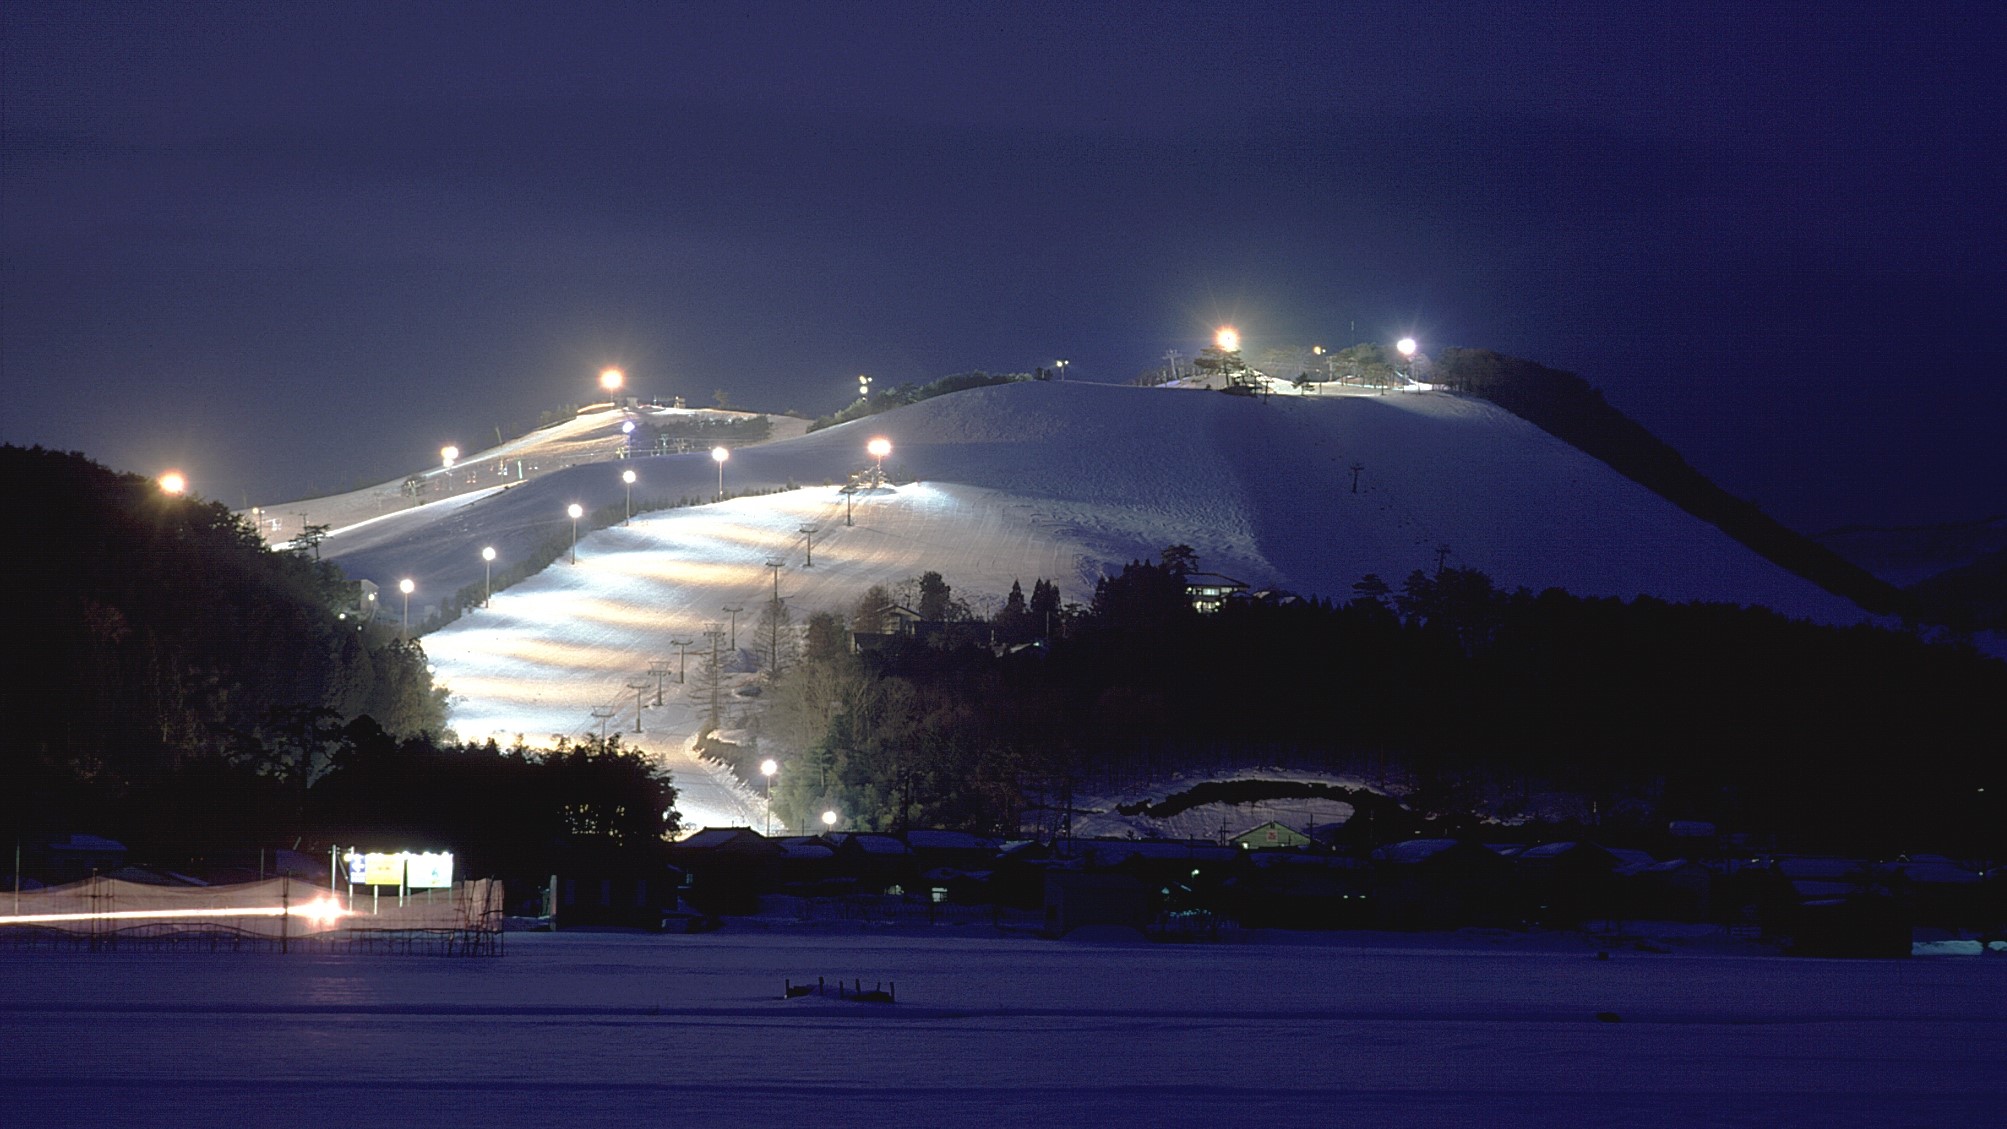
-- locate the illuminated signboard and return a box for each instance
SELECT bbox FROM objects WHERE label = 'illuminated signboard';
[342,850,455,889]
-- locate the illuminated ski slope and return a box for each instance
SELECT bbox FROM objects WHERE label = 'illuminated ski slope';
[319,381,1873,829]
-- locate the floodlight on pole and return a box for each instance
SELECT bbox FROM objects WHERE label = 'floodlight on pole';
[711,446,729,501]
[440,445,459,469]
[481,546,496,607]
[1054,358,1070,381]
[857,374,872,401]
[157,471,188,495]
[567,503,583,564]
[1396,337,1418,384]
[760,759,778,836]
[398,577,415,640]
[866,437,891,487]
[1216,326,1240,352]
[821,809,838,830]
[622,468,637,524]
[599,367,624,394]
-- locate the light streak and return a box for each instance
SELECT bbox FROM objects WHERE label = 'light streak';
[0,895,350,928]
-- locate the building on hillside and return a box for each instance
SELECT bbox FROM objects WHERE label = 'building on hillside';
[1232,821,1313,851]
[1183,572,1249,614]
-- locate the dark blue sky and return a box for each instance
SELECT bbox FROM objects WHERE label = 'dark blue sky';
[5,2,2002,531]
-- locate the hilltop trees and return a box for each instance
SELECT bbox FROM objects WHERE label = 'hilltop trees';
[751,562,2006,855]
[0,446,445,843]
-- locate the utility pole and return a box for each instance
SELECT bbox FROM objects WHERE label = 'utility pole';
[766,559,783,603]
[590,706,616,742]
[799,525,818,567]
[1350,463,1364,494]
[649,659,672,705]
[671,638,694,683]
[722,606,743,651]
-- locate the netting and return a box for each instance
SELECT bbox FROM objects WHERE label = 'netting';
[0,876,505,955]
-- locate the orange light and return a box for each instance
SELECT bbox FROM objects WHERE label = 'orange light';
[1215,327,1240,352]
[158,471,187,495]
[600,368,625,392]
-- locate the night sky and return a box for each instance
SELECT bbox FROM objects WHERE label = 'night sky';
[5,2,2002,532]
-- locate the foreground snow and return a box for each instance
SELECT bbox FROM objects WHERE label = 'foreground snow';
[4,930,2002,1127]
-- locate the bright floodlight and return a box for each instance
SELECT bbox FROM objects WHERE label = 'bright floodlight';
[481,546,496,562]
[622,469,637,485]
[440,445,459,468]
[567,503,583,520]
[398,578,415,595]
[157,471,187,495]
[760,759,778,778]
[621,420,635,434]
[599,367,624,392]
[1396,337,1417,358]
[821,810,837,828]
[866,437,891,459]
[711,446,729,463]
[1216,326,1240,352]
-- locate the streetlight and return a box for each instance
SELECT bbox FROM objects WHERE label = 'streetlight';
[1396,338,1417,386]
[1216,326,1240,353]
[866,437,891,487]
[157,471,187,495]
[567,503,583,564]
[398,578,415,640]
[857,374,871,401]
[600,367,624,395]
[760,759,778,837]
[711,446,729,501]
[440,445,459,469]
[481,546,496,607]
[622,468,637,524]
[821,809,838,831]
[1054,358,1070,381]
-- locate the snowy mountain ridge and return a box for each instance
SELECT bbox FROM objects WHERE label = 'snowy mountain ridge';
[312,380,1874,829]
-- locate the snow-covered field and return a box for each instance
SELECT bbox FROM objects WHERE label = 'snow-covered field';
[4,931,2002,1127]
[310,381,1879,829]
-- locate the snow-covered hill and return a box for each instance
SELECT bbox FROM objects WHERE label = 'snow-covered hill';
[314,381,1873,828]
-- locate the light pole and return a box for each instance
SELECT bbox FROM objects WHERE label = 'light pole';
[857,374,871,402]
[567,503,583,563]
[599,367,624,396]
[1396,337,1417,387]
[711,446,729,501]
[1054,358,1069,381]
[799,525,818,567]
[766,559,783,604]
[398,578,415,640]
[622,468,637,525]
[867,437,891,488]
[722,606,743,650]
[760,758,778,837]
[821,809,838,832]
[481,546,496,607]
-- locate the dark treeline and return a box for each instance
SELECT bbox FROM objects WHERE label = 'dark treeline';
[768,557,2005,857]
[1,447,445,847]
[1,446,678,888]
[806,370,1041,433]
